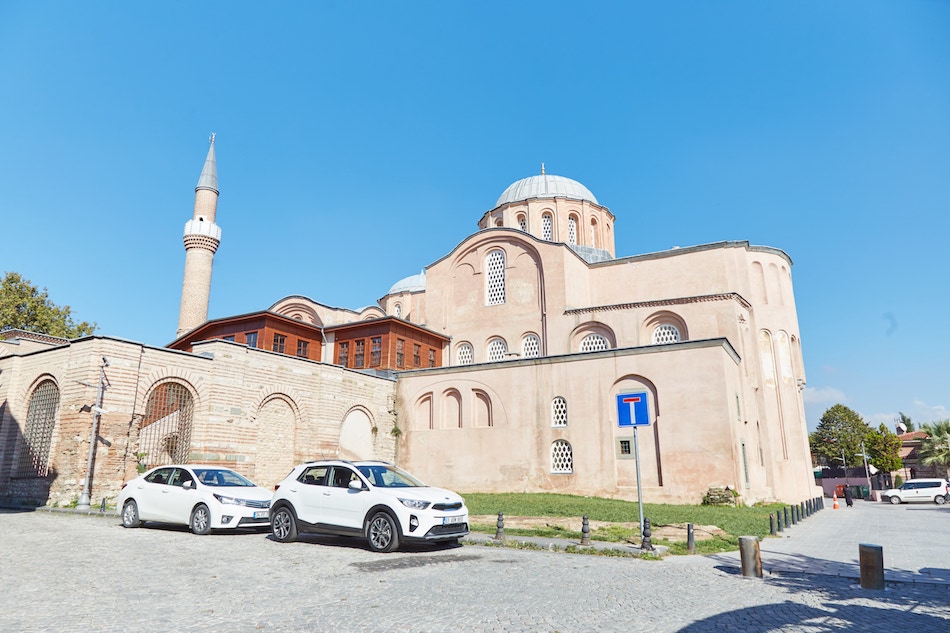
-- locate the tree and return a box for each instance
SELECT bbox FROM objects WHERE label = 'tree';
[918,420,950,476]
[809,404,872,467]
[897,411,914,432]
[864,423,903,473]
[0,272,96,338]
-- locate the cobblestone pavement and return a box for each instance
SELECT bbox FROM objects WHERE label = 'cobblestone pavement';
[1,509,949,632]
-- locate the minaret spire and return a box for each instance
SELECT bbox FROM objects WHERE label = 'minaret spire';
[177,136,222,337]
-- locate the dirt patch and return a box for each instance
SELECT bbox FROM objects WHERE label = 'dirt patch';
[469,515,727,542]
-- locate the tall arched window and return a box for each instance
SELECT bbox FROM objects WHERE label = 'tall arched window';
[652,324,681,344]
[551,440,573,473]
[486,250,506,305]
[17,379,60,477]
[580,333,609,352]
[552,397,568,427]
[542,214,553,241]
[456,342,474,365]
[590,219,598,247]
[139,382,195,469]
[487,338,508,362]
[568,216,577,245]
[393,303,401,318]
[517,214,527,232]
[521,333,541,358]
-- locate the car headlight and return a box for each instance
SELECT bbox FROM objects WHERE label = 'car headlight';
[399,498,431,510]
[213,494,243,506]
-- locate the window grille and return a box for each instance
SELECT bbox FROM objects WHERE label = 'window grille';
[139,382,194,469]
[517,215,527,232]
[396,339,405,368]
[272,334,286,353]
[457,343,474,365]
[568,217,577,245]
[552,397,567,427]
[652,324,681,344]
[486,250,506,305]
[15,380,59,477]
[551,440,573,473]
[580,333,609,352]
[542,214,553,241]
[296,340,309,358]
[487,338,507,362]
[394,303,401,318]
[354,340,365,368]
[521,334,541,358]
[370,337,382,366]
[338,342,349,367]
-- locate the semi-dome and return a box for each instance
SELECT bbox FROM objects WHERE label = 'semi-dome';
[387,271,426,295]
[495,174,598,208]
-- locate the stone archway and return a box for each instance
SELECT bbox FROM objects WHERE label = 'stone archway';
[255,397,296,489]
[339,408,374,461]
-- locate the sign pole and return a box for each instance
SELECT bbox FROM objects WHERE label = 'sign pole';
[616,391,650,538]
[634,425,644,535]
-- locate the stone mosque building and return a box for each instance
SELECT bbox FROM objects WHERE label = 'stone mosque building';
[0,139,818,508]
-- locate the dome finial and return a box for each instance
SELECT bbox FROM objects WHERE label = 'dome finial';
[541,162,545,175]
[209,131,216,145]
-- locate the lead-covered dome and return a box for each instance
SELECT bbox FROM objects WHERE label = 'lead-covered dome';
[387,271,426,295]
[495,174,598,208]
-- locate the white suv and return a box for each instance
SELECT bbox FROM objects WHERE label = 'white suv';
[882,478,950,505]
[269,460,469,552]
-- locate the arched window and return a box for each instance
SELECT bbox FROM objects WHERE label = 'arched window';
[487,338,508,362]
[139,382,195,469]
[394,303,401,318]
[486,250,506,305]
[652,324,681,344]
[495,218,503,227]
[568,216,577,245]
[590,219,598,248]
[542,214,553,241]
[517,214,527,232]
[521,334,541,358]
[17,379,60,477]
[552,397,567,427]
[551,440,573,473]
[456,343,474,365]
[580,333,609,352]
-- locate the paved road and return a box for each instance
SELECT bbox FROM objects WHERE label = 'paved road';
[0,502,948,632]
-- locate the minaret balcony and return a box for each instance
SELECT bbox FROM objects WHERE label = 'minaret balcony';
[183,219,222,240]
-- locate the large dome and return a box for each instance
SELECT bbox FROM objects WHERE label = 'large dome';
[387,271,426,295]
[495,174,598,208]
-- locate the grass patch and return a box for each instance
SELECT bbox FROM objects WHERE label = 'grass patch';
[465,492,786,554]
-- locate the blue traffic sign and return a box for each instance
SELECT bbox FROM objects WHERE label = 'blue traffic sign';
[617,392,650,427]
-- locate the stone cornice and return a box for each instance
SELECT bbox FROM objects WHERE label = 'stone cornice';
[563,292,752,315]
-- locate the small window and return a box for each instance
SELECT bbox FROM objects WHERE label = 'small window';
[413,343,421,367]
[296,340,309,358]
[486,250,506,305]
[396,339,405,368]
[542,214,553,241]
[619,440,631,455]
[580,333,609,352]
[652,324,681,344]
[552,397,567,427]
[370,337,382,366]
[246,332,258,348]
[338,342,349,367]
[428,349,436,367]
[273,334,286,354]
[354,340,365,368]
[521,334,541,358]
[222,335,235,342]
[517,214,527,232]
[568,216,577,245]
[457,343,474,365]
[551,440,573,474]
[487,338,507,362]
[394,303,401,318]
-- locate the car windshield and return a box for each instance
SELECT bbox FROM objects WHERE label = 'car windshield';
[357,464,425,488]
[193,468,255,487]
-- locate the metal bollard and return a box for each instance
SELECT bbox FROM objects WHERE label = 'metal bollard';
[791,505,798,525]
[739,536,763,578]
[859,544,885,590]
[494,511,505,541]
[99,498,107,512]
[769,514,776,536]
[580,515,591,546]
[641,518,654,551]
[687,523,695,554]
[800,502,806,519]
[783,506,790,527]
[777,510,784,532]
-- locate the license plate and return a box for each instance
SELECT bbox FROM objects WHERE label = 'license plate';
[443,515,464,525]
[254,511,268,519]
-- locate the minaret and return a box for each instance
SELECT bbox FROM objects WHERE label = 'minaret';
[177,135,222,337]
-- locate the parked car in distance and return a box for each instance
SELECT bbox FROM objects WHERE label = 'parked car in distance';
[881,478,950,505]
[117,465,272,534]
[269,460,469,552]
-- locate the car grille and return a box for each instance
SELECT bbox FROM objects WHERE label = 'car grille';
[237,517,269,526]
[432,502,462,511]
[245,499,270,509]
[426,523,468,536]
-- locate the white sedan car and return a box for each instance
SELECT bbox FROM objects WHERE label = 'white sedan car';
[117,465,272,534]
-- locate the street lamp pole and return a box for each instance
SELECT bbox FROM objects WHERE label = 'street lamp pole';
[77,357,108,511]
[860,441,873,496]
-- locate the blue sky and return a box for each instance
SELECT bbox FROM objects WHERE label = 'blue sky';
[2,2,948,432]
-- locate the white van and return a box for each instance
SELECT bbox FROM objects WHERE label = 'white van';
[882,478,950,505]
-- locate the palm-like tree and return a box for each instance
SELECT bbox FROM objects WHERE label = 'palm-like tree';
[918,420,950,477]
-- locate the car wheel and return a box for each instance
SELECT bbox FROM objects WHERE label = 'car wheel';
[121,500,141,528]
[889,495,902,505]
[935,495,947,505]
[190,504,212,535]
[271,506,298,542]
[366,511,400,553]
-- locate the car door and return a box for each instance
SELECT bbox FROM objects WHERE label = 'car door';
[135,467,176,522]
[162,468,200,524]
[289,465,329,525]
[320,466,369,530]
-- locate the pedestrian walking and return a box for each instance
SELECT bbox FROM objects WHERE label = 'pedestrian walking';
[843,485,854,507]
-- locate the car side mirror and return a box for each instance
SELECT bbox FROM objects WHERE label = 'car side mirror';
[182,480,195,490]
[348,480,364,491]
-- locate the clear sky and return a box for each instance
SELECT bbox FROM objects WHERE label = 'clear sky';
[2,2,948,432]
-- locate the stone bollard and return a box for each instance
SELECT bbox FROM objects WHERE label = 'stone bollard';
[783,506,790,527]
[859,544,885,590]
[769,514,777,536]
[739,536,763,578]
[641,518,654,551]
[580,515,591,546]
[687,523,695,554]
[494,511,505,541]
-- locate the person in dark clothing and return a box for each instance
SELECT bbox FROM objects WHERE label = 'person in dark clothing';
[843,486,854,507]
